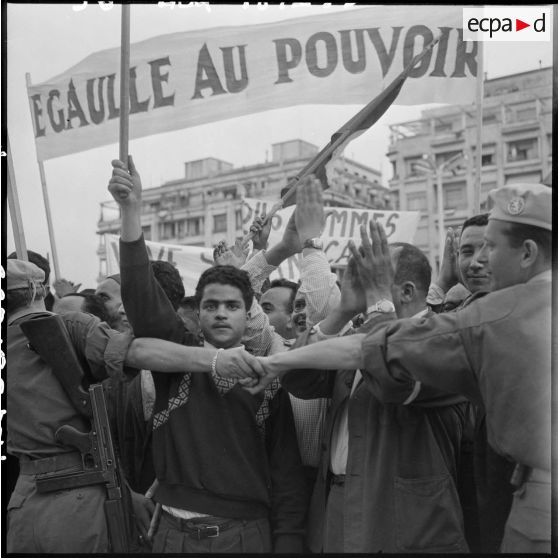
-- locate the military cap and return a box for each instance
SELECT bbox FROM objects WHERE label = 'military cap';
[7,259,45,290]
[488,183,551,231]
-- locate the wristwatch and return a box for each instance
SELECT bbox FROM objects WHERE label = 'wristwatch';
[366,299,396,315]
[302,238,324,250]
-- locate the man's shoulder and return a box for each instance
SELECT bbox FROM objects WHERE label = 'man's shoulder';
[456,280,547,329]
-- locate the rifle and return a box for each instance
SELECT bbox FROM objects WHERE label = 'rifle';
[20,314,132,553]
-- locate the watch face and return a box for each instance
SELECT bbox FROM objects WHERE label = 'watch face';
[377,299,395,313]
[304,238,323,250]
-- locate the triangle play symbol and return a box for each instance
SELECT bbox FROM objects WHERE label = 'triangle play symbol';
[516,19,530,31]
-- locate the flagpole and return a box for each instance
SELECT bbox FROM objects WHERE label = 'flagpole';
[240,35,441,247]
[473,41,484,214]
[119,3,131,167]
[25,73,61,278]
[7,135,29,261]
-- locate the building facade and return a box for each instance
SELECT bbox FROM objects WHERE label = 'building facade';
[96,139,388,279]
[387,66,552,269]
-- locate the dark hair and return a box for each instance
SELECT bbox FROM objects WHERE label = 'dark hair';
[57,292,111,323]
[8,250,51,284]
[502,222,552,263]
[179,295,197,309]
[390,242,432,295]
[6,284,47,314]
[150,261,185,311]
[79,288,96,295]
[261,278,271,294]
[81,293,111,323]
[268,278,298,313]
[195,265,254,310]
[461,213,489,236]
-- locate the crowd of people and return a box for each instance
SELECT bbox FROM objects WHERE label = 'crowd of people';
[5,153,551,554]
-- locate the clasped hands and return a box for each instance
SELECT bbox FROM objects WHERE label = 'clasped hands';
[213,346,280,394]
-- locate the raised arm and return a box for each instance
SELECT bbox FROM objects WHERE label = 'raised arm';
[108,156,186,342]
[294,176,340,326]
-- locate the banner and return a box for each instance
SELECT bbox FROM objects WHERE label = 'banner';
[29,6,477,160]
[241,198,420,280]
[104,202,419,288]
[104,234,214,294]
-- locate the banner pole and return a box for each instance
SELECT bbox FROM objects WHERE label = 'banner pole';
[25,73,61,278]
[473,41,484,214]
[7,135,29,261]
[119,3,131,167]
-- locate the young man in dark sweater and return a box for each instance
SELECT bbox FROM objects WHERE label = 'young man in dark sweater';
[109,156,307,553]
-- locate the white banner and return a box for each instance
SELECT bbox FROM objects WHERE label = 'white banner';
[241,198,421,281]
[29,5,477,160]
[105,202,419,290]
[104,234,214,294]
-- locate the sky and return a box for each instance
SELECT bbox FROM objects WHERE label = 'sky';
[5,3,554,288]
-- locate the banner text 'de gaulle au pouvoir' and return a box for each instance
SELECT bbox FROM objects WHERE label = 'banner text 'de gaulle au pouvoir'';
[29,5,477,160]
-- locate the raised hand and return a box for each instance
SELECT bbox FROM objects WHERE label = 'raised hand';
[250,213,272,251]
[295,174,325,244]
[348,220,394,304]
[108,155,142,207]
[53,278,82,298]
[339,256,366,316]
[213,240,249,268]
[436,227,459,292]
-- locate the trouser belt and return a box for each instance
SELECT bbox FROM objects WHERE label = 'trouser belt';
[527,467,551,483]
[162,511,239,539]
[330,473,346,487]
[19,452,83,475]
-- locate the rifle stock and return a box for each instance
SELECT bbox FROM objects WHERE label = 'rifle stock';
[20,314,92,418]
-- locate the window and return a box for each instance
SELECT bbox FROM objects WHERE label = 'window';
[407,192,427,211]
[434,122,452,133]
[175,219,186,238]
[223,187,237,200]
[160,221,175,240]
[516,107,536,121]
[185,218,202,237]
[213,214,227,233]
[482,113,498,124]
[235,210,243,230]
[472,144,496,167]
[405,157,425,177]
[481,153,494,166]
[506,138,539,162]
[391,160,398,179]
[142,225,151,241]
[444,184,467,209]
[435,151,464,169]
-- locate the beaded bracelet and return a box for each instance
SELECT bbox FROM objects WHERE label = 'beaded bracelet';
[211,348,224,375]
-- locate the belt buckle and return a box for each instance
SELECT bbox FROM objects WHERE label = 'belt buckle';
[197,525,219,539]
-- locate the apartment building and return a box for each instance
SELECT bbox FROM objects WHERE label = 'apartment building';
[387,66,552,269]
[96,139,388,279]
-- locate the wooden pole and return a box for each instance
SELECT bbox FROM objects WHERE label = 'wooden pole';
[473,41,484,214]
[25,73,61,279]
[119,4,131,167]
[7,135,29,261]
